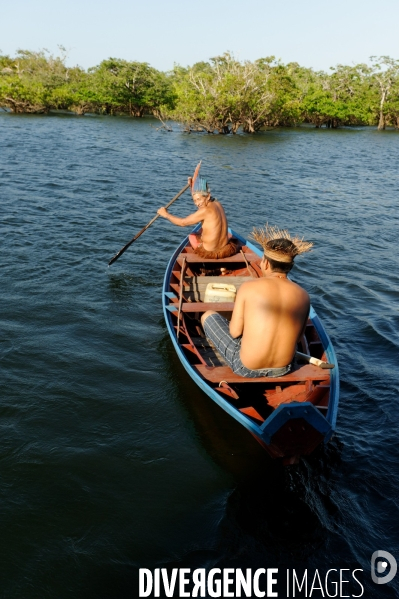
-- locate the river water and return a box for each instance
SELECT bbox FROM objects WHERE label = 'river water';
[1,113,398,598]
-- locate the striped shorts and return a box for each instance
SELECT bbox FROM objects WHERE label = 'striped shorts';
[203,313,291,378]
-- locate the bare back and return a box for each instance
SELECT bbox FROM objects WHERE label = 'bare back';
[200,201,229,251]
[230,278,310,369]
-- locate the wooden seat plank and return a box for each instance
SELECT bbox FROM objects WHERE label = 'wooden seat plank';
[177,252,259,264]
[194,363,330,384]
[183,276,253,285]
[181,302,234,312]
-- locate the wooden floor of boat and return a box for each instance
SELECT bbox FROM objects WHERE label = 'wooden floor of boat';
[194,363,330,384]
[176,275,253,303]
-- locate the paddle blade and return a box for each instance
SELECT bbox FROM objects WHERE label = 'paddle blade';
[108,250,123,266]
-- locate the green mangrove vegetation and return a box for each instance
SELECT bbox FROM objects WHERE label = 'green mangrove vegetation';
[1,48,399,132]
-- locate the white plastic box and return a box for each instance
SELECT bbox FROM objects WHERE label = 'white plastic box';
[204,283,237,303]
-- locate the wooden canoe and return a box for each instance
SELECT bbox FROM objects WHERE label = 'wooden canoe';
[162,226,339,464]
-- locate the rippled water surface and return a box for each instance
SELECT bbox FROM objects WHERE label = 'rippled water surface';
[1,113,398,598]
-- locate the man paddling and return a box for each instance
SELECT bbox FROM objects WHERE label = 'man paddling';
[201,225,313,378]
[157,163,238,259]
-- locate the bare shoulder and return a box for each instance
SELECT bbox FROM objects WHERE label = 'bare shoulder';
[287,281,310,310]
[207,201,220,212]
[211,200,225,213]
[289,279,310,299]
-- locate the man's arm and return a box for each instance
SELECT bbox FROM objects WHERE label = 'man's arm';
[297,298,310,342]
[157,205,207,227]
[229,284,247,338]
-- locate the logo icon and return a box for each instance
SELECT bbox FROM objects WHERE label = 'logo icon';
[371,551,397,584]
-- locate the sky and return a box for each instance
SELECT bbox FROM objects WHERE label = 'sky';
[1,0,398,72]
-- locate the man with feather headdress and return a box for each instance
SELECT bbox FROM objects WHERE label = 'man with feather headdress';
[157,162,238,259]
[201,225,313,378]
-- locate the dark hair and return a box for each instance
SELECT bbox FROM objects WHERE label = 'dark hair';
[264,238,297,273]
[265,256,293,273]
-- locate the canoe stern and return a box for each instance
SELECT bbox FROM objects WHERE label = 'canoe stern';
[258,402,332,460]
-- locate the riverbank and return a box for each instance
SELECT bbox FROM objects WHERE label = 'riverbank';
[1,51,398,131]
[2,109,399,135]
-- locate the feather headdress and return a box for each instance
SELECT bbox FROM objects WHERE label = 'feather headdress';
[251,224,313,263]
[191,161,209,195]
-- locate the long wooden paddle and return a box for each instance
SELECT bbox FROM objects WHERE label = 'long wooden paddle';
[108,183,190,266]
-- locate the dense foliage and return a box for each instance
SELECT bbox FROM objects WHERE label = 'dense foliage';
[0,49,175,118]
[1,48,398,132]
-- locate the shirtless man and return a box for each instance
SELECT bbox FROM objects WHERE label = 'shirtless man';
[157,163,237,259]
[201,225,313,378]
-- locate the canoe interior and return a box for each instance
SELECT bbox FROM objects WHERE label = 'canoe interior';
[163,229,339,463]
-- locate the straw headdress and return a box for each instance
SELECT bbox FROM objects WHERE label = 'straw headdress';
[251,224,313,263]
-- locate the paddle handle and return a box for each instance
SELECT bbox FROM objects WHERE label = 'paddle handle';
[295,351,335,369]
[108,183,190,266]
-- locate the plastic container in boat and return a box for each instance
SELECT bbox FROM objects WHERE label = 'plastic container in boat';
[204,283,236,303]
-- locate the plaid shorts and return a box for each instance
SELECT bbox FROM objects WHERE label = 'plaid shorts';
[203,313,291,378]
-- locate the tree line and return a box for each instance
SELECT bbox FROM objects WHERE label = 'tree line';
[1,48,398,132]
